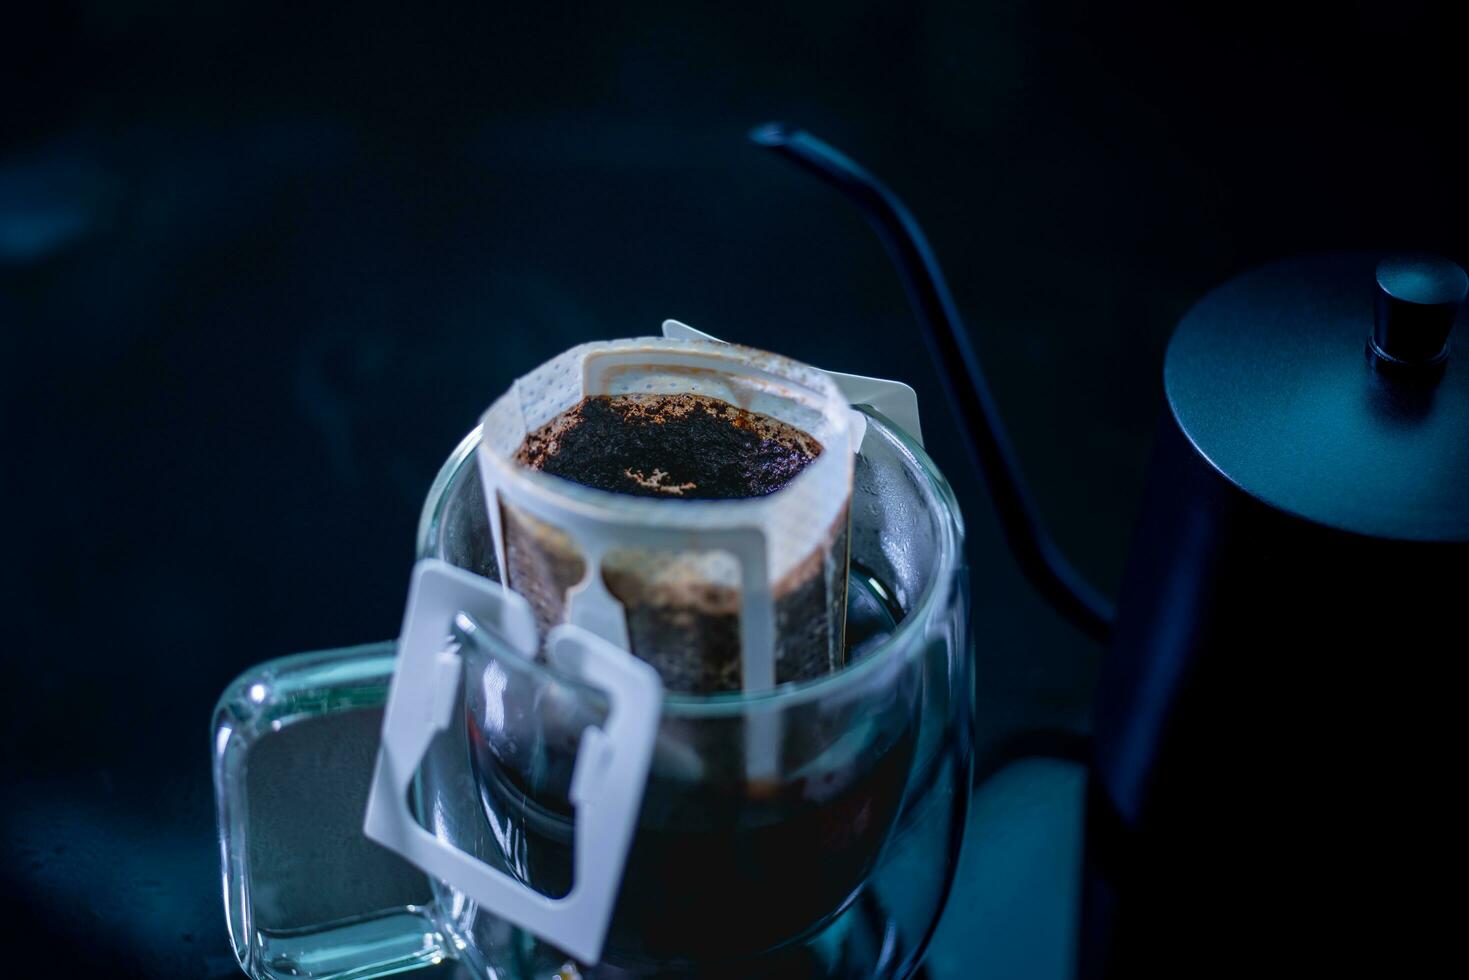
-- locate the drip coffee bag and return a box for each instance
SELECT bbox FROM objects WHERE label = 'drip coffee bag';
[476,337,856,695]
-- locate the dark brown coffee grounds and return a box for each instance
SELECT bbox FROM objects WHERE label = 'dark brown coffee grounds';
[514,393,822,499]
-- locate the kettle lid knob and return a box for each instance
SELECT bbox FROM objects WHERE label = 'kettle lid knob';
[1371,254,1467,369]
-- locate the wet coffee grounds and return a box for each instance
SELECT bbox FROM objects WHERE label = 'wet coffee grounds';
[514,393,821,499]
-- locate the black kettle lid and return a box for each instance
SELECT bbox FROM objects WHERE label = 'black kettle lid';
[1165,252,1469,543]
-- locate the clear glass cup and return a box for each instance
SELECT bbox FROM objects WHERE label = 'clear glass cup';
[214,406,970,980]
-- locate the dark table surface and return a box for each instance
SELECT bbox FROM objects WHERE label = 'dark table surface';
[3,2,1465,976]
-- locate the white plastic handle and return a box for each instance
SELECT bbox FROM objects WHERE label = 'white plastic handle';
[363,559,663,965]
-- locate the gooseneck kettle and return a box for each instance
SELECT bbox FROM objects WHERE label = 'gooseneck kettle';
[754,124,1468,977]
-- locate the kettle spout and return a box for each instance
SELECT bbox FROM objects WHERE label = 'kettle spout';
[751,122,1115,644]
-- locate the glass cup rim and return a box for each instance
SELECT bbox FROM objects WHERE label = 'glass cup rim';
[416,405,964,718]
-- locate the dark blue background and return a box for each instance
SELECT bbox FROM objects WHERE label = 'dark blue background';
[2,2,1464,975]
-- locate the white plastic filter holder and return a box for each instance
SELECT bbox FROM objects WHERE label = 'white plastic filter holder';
[364,559,663,965]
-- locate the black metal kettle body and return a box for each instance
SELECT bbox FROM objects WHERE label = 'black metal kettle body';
[755,127,1468,977]
[1081,252,1468,976]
